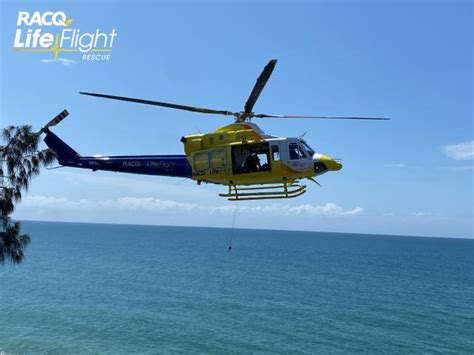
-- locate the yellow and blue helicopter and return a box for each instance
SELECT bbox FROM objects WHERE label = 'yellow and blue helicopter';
[42,60,388,201]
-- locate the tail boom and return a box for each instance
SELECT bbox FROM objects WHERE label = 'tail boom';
[44,131,192,178]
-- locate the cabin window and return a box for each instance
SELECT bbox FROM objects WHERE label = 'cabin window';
[232,142,271,174]
[194,152,209,171]
[271,145,280,161]
[210,149,226,168]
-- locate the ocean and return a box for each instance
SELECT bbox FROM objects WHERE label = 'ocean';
[0,221,473,353]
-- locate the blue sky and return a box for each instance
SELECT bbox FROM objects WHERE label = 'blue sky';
[1,0,472,238]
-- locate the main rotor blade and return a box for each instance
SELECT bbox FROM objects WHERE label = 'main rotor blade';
[80,92,236,117]
[253,114,390,120]
[244,59,277,114]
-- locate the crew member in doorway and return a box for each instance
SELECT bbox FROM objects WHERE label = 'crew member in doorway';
[244,152,261,172]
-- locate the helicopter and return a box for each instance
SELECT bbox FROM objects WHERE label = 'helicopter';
[41,59,388,201]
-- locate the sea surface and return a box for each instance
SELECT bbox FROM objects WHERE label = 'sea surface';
[0,221,473,354]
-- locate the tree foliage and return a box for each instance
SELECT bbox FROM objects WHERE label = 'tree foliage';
[0,125,55,264]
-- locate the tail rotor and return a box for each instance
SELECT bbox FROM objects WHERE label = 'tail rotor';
[37,109,69,135]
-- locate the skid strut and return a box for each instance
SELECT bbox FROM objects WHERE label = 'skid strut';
[219,182,306,201]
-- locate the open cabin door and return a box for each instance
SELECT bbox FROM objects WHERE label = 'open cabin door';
[231,142,271,174]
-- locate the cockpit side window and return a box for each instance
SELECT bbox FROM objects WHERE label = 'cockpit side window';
[290,143,308,159]
[289,143,300,160]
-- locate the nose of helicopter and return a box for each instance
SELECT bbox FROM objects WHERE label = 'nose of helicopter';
[313,153,342,172]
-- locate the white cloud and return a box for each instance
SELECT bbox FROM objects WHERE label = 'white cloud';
[412,212,432,217]
[285,203,363,216]
[40,58,76,66]
[447,165,474,172]
[442,141,474,160]
[384,163,406,168]
[21,195,363,218]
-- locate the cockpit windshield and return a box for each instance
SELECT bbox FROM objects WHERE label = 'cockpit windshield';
[301,141,315,156]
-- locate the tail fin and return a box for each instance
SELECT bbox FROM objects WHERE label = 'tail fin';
[44,131,80,161]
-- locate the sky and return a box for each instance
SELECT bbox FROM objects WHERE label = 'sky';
[1,0,472,238]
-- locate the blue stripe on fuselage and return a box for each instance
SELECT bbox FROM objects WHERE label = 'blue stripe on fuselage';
[60,155,192,178]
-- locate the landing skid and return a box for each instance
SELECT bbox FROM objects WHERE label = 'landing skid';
[219,182,307,201]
